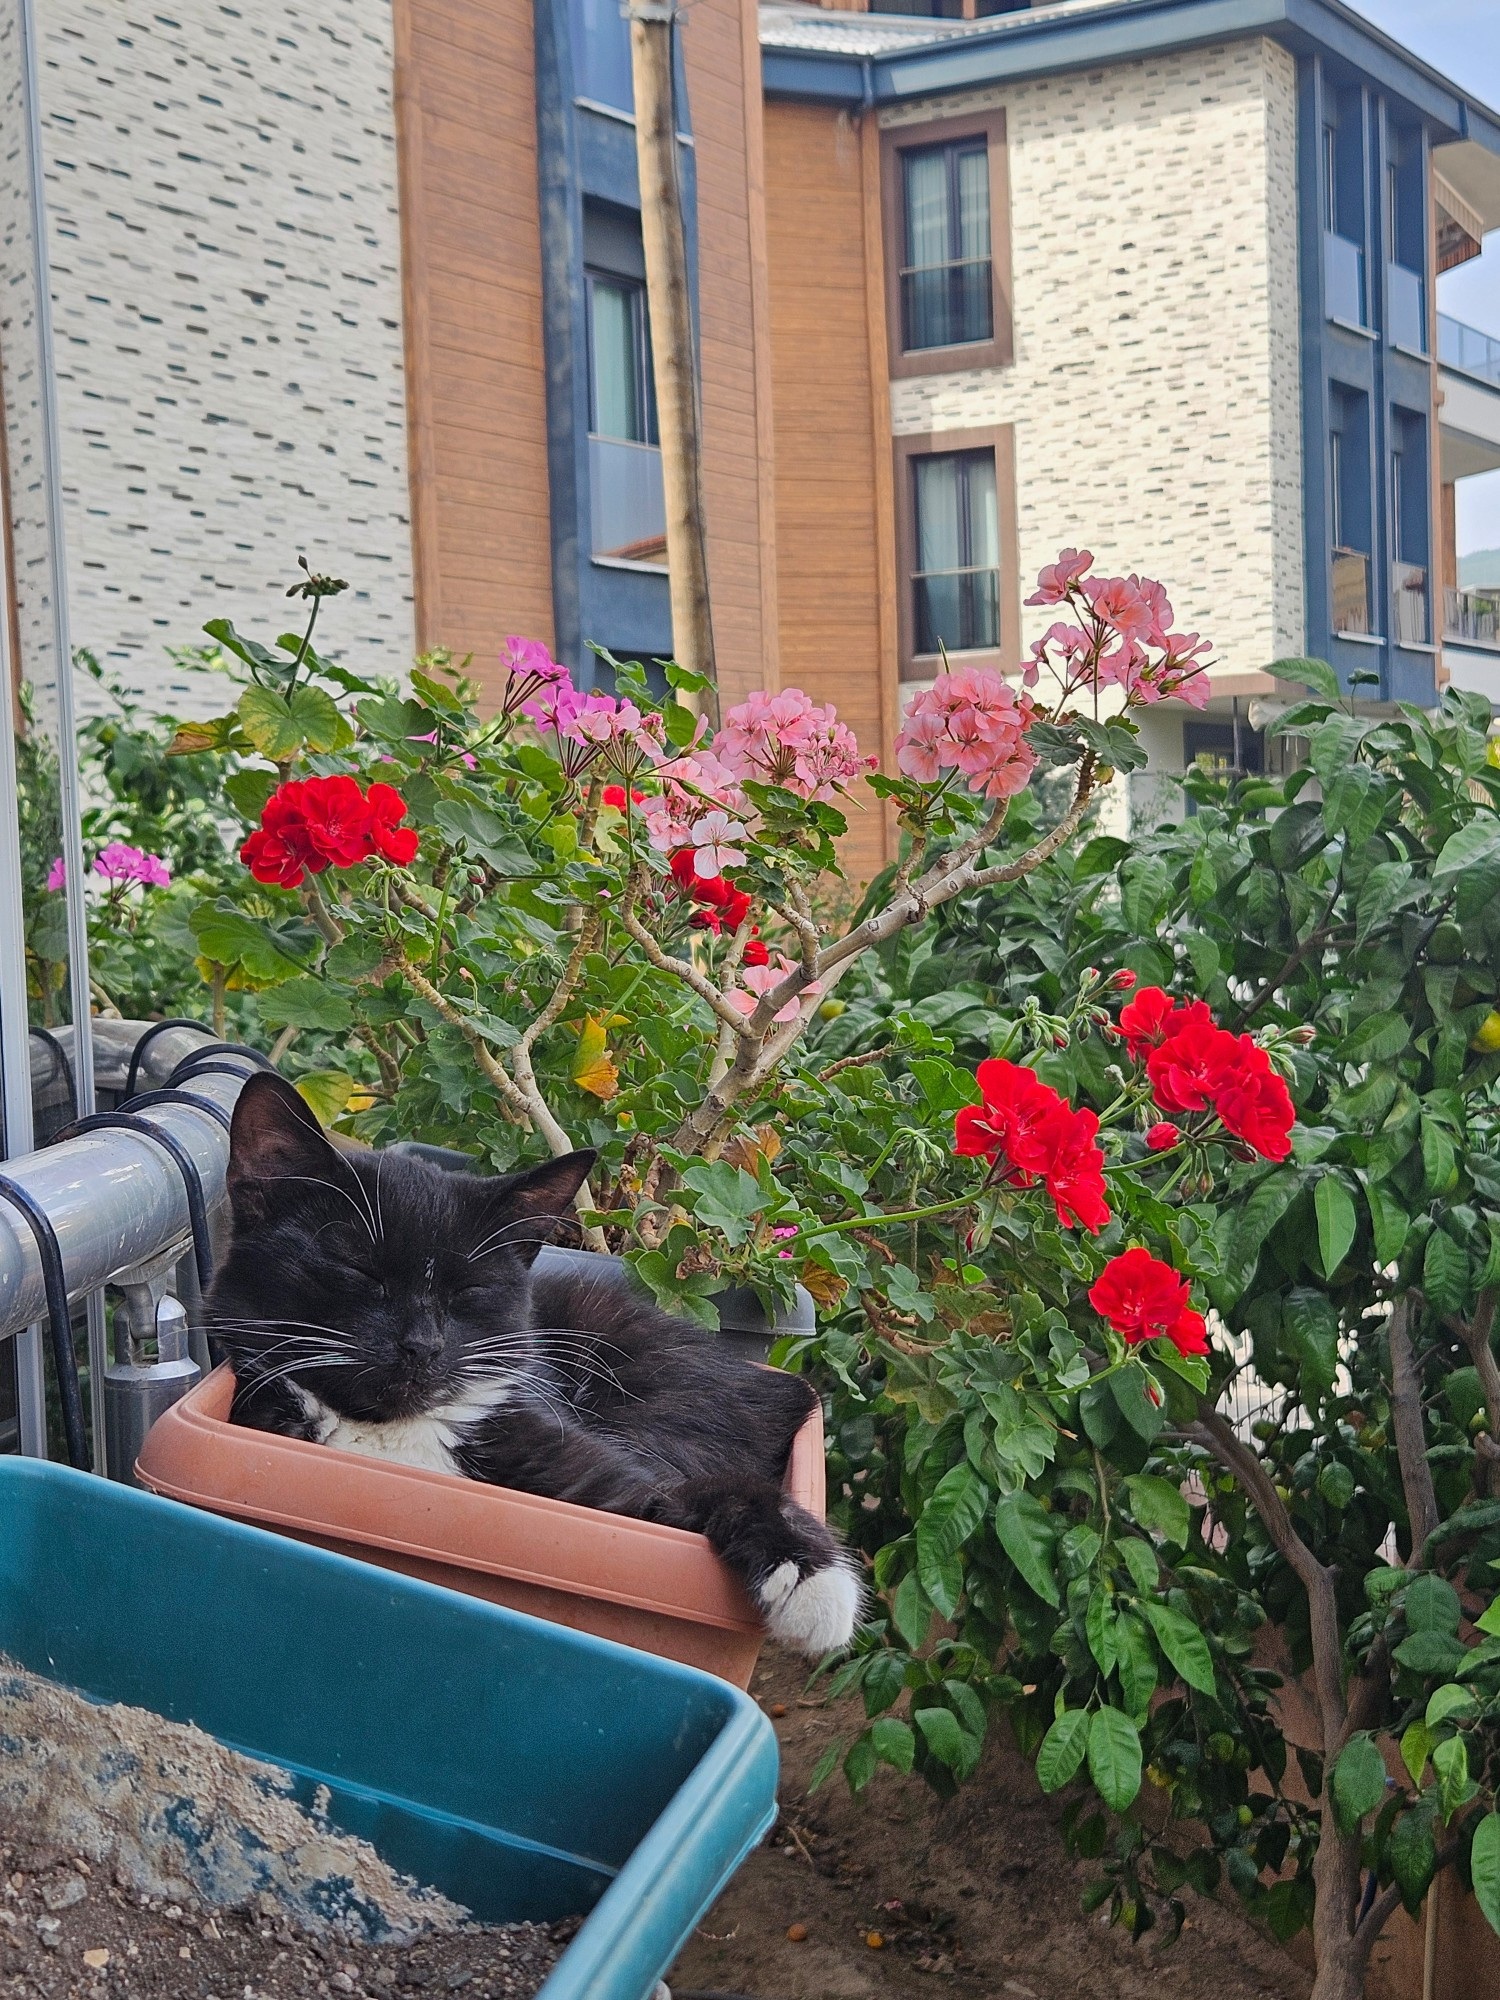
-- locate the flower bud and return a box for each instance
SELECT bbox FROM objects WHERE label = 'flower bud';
[1110,970,1138,991]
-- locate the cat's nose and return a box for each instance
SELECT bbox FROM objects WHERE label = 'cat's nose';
[398,1320,443,1361]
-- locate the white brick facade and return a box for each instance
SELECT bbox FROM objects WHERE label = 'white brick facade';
[17,0,414,715]
[886,36,1305,686]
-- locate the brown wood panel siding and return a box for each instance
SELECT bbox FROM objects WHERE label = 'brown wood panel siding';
[682,0,777,708]
[765,101,896,879]
[394,0,555,687]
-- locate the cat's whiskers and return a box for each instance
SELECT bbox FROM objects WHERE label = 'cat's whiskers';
[261,1171,378,1245]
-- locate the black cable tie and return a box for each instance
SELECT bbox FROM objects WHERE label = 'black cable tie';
[0,1172,89,1471]
[53,1112,215,1294]
[120,1088,234,1135]
[122,1018,210,1102]
[165,1043,274,1088]
[28,1026,77,1109]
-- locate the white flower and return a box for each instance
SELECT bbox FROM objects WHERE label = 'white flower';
[690,809,748,878]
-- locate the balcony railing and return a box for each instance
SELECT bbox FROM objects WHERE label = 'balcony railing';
[900,259,994,352]
[1388,263,1425,352]
[1332,547,1371,634]
[1392,560,1428,646]
[589,435,667,567]
[914,566,1000,657]
[1438,313,1500,389]
[1324,231,1366,328]
[1446,585,1500,650]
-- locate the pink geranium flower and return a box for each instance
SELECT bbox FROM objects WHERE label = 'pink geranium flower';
[728,952,822,1025]
[690,809,749,877]
[894,666,1037,801]
[94,842,171,888]
[1025,548,1093,606]
[45,856,65,892]
[713,689,869,802]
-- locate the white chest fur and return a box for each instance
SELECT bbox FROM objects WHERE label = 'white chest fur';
[294,1378,513,1477]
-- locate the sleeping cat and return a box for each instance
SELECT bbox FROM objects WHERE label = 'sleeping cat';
[207,1071,860,1657]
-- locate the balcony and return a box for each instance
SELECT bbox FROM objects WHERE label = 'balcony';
[1331,547,1371,635]
[1392,560,1428,646]
[1388,263,1425,352]
[1446,585,1500,650]
[589,436,667,567]
[1324,231,1366,328]
[1439,313,1500,390]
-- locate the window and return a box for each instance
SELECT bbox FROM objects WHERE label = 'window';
[1390,406,1429,646]
[569,0,633,112]
[1386,128,1426,352]
[1329,383,1372,635]
[587,274,656,446]
[1322,88,1367,328]
[912,450,998,653]
[894,426,1017,675]
[882,112,1010,377]
[901,141,992,352]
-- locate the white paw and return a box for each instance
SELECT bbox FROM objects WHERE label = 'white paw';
[756,1559,862,1657]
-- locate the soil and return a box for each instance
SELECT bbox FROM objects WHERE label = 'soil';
[668,1648,1313,2000]
[0,1817,574,2000]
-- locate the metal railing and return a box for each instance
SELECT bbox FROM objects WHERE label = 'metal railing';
[0,1023,256,1480]
[1438,312,1500,389]
[900,258,994,351]
[1446,584,1500,649]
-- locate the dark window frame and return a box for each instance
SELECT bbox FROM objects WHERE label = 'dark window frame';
[894,424,1019,680]
[881,111,1012,380]
[584,267,659,447]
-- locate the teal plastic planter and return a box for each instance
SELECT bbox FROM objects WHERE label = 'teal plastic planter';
[0,1460,778,2000]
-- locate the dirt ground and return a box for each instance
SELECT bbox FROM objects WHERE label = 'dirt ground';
[668,1649,1312,2000]
[0,1815,574,2000]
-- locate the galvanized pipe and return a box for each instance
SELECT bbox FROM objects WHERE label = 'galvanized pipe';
[0,1069,246,1347]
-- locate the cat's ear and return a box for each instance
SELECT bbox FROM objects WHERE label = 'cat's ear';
[482,1149,598,1265]
[227,1071,342,1223]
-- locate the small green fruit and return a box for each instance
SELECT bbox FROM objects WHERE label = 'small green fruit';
[818,999,847,1021]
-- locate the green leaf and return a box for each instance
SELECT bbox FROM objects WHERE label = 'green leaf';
[1114,1610,1158,1722]
[1364,1179,1411,1267]
[890,1572,933,1651]
[1471,1813,1500,1936]
[1434,1734,1474,1823]
[1284,1287,1340,1395]
[916,1540,963,1621]
[1389,1807,1436,1914]
[188,899,320,982]
[1477,1594,1500,1638]
[1036,1709,1090,1793]
[1423,1229,1469,1317]
[1087,1707,1142,1814]
[843,1736,878,1793]
[236,683,345,757]
[255,977,353,1032]
[917,1462,988,1562]
[1318,1461,1355,1510]
[994,1491,1060,1607]
[224,768,279,822]
[807,1740,843,1795]
[1400,1720,1433,1789]
[1111,1366,1164,1442]
[429,799,534,876]
[293,1070,359,1126]
[1122,1474,1190,1549]
[1119,1536,1159,1596]
[1339,1011,1410,1065]
[909,1057,982,1115]
[1421,1119,1458,1198]
[1121,856,1170,935]
[1140,1599,1216,1696]
[1085,1588,1119,1676]
[1314,1176,1358,1279]
[678,1161,763,1247]
[870,1716,915,1774]
[1331,1733,1387,1834]
[1392,1631,1468,1676]
[1274,655,1341,700]
[914,1705,968,1771]
[1435,818,1500,884]
[1355,861,1415,944]
[1405,1573,1462,1636]
[1427,1683,1479,1729]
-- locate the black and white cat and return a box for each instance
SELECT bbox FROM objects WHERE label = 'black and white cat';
[207,1072,860,1657]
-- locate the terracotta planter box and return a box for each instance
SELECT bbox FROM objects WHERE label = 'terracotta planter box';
[136,1364,826,1688]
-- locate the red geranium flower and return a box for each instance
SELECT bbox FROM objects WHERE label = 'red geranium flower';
[240,776,418,887]
[1039,1103,1112,1232]
[955,1061,1111,1233]
[1089,1247,1209,1357]
[1215,1042,1295,1161]
[1146,1013,1240,1114]
[669,849,753,934]
[1117,985,1179,1059]
[742,936,769,966]
[1146,1122,1180,1152]
[602,785,646,809]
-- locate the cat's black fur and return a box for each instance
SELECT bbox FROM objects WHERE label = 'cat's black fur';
[207,1072,859,1655]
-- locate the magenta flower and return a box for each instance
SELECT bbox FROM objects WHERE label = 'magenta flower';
[45,856,65,892]
[93,842,171,888]
[712,689,870,802]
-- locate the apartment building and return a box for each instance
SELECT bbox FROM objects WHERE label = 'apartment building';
[759,0,1500,834]
[2,0,1500,879]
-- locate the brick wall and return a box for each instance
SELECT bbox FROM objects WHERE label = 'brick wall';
[885,37,1306,682]
[19,0,414,714]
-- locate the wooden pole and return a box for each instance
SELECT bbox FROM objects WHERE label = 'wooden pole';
[628,2,719,724]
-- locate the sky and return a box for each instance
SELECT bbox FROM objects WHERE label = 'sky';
[1347,0,1500,554]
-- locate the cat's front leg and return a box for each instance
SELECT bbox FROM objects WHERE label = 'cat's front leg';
[659,1477,863,1659]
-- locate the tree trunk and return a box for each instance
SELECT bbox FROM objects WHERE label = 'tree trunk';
[628,3,719,722]
[1308,1811,1366,2000]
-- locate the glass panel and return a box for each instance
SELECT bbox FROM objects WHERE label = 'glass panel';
[589,436,666,565]
[1446,587,1500,647]
[914,456,961,573]
[1393,561,1428,646]
[1331,549,1371,635]
[903,151,949,275]
[1438,313,1500,388]
[1324,231,1365,326]
[965,452,999,569]
[589,279,641,443]
[955,147,990,264]
[1389,263,1425,352]
[570,0,634,110]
